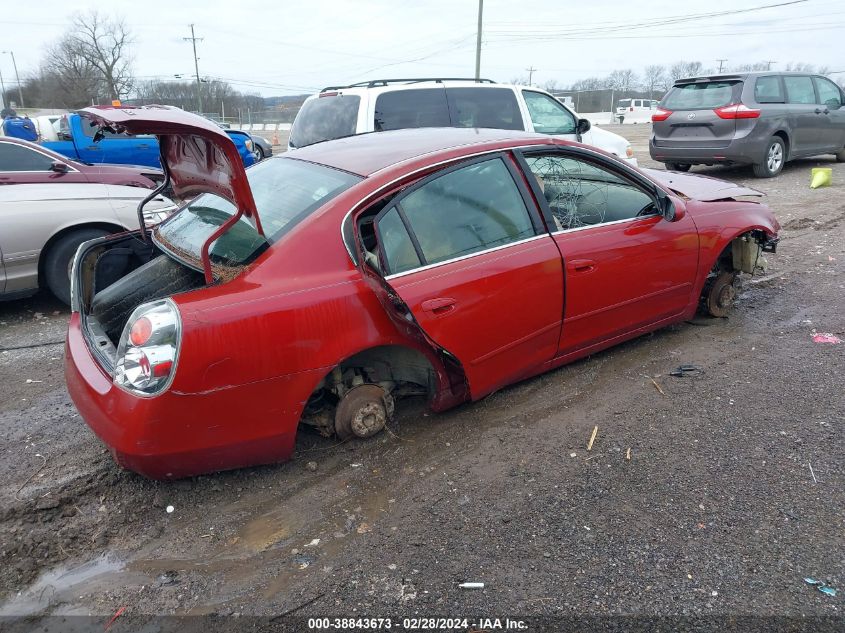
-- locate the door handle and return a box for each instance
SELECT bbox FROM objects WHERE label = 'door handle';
[86,145,100,150]
[568,259,596,273]
[421,297,456,314]
[814,108,829,115]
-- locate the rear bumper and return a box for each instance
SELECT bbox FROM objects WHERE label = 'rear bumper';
[65,313,319,479]
[649,137,765,166]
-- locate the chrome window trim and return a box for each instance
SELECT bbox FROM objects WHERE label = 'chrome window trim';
[384,234,548,281]
[549,213,660,236]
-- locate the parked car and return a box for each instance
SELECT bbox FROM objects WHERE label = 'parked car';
[650,71,845,176]
[0,137,162,187]
[615,98,658,123]
[0,182,174,304]
[43,111,255,169]
[65,105,780,479]
[289,78,637,165]
[251,134,272,161]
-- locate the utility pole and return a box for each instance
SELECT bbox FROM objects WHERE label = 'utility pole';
[765,60,776,70]
[717,59,727,73]
[526,66,537,85]
[184,25,204,113]
[0,66,6,110]
[474,0,483,80]
[2,51,23,108]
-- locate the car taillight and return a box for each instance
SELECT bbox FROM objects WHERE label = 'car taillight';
[114,299,181,396]
[652,108,672,122]
[713,103,761,119]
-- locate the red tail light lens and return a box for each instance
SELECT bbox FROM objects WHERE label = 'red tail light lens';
[714,103,761,119]
[651,108,672,122]
[129,316,152,346]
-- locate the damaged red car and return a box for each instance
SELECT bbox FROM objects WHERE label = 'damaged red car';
[65,105,780,479]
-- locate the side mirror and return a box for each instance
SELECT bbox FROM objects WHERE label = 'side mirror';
[659,193,685,222]
[576,118,591,135]
[50,161,70,173]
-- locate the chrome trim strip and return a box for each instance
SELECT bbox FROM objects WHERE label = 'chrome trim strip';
[384,234,548,281]
[550,213,660,235]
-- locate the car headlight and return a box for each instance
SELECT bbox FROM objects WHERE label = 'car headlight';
[245,139,254,151]
[114,299,181,396]
[626,145,634,159]
[142,204,178,227]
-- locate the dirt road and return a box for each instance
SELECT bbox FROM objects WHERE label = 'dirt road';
[1,125,843,624]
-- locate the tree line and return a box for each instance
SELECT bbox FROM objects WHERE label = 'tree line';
[1,10,263,118]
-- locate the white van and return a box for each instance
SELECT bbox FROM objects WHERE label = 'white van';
[615,99,658,124]
[290,79,636,165]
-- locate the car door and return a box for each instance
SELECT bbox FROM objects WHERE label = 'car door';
[812,76,845,152]
[78,124,161,167]
[365,154,565,399]
[516,149,699,357]
[783,75,821,155]
[522,90,578,141]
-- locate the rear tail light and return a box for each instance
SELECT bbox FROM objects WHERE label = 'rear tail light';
[651,108,672,122]
[714,103,761,119]
[115,299,181,396]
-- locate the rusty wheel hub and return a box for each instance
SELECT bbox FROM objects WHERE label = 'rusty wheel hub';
[334,384,392,440]
[706,271,739,318]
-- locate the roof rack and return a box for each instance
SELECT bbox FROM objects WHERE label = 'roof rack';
[320,77,497,92]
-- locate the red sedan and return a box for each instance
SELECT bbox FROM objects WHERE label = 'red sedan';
[0,136,161,187]
[65,105,779,479]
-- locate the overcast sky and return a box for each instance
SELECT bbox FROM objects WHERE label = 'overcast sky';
[1,0,842,96]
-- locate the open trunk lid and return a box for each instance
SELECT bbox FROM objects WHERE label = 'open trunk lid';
[79,105,262,281]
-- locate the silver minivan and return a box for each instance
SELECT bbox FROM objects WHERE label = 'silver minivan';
[650,71,845,177]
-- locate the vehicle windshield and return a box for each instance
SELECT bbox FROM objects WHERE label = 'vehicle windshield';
[289,94,361,147]
[155,157,361,267]
[617,99,632,108]
[662,81,740,110]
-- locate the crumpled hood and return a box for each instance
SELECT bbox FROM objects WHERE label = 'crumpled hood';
[642,168,764,201]
[78,105,260,229]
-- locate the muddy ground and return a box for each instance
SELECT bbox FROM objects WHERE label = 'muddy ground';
[1,124,843,624]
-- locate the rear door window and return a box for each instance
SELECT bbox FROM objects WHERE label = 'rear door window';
[754,76,784,103]
[289,94,361,147]
[374,88,450,131]
[375,206,421,275]
[784,76,817,104]
[384,157,536,270]
[662,81,740,110]
[523,91,577,134]
[446,87,524,130]
[814,77,843,108]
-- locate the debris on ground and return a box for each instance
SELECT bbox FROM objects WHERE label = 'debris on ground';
[809,463,818,484]
[626,448,632,461]
[165,505,174,514]
[104,606,127,631]
[458,582,484,589]
[669,364,703,377]
[804,577,837,597]
[643,374,667,396]
[587,426,598,451]
[812,333,842,344]
[306,461,318,472]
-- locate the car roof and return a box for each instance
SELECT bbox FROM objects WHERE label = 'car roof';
[675,70,827,84]
[311,79,544,101]
[284,127,554,177]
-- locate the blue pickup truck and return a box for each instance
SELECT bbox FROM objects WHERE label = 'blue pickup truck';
[43,113,256,168]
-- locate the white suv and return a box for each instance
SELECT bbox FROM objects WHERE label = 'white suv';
[289,78,637,165]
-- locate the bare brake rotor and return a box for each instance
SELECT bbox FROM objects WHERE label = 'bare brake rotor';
[334,384,394,440]
[705,271,739,318]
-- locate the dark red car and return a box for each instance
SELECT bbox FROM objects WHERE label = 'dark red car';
[65,106,780,479]
[0,136,161,187]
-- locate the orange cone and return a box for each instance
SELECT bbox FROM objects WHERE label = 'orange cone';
[272,131,280,146]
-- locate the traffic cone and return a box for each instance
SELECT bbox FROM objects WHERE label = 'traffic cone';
[272,130,280,146]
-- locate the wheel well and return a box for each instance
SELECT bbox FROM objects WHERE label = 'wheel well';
[773,130,790,159]
[38,222,126,286]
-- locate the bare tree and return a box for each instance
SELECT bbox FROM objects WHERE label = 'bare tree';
[64,11,135,100]
[605,69,638,93]
[43,36,103,107]
[542,79,561,93]
[669,61,704,83]
[509,76,530,86]
[641,65,666,99]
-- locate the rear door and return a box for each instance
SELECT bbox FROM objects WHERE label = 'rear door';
[517,149,699,356]
[783,75,820,154]
[653,80,741,150]
[812,76,845,152]
[366,154,564,399]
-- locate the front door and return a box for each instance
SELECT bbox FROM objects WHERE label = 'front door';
[518,150,700,356]
[366,155,565,399]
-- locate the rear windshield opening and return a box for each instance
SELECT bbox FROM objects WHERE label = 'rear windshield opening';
[154,157,362,268]
[289,94,361,148]
[662,81,740,110]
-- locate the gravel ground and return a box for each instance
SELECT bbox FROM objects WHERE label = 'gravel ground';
[1,124,843,626]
